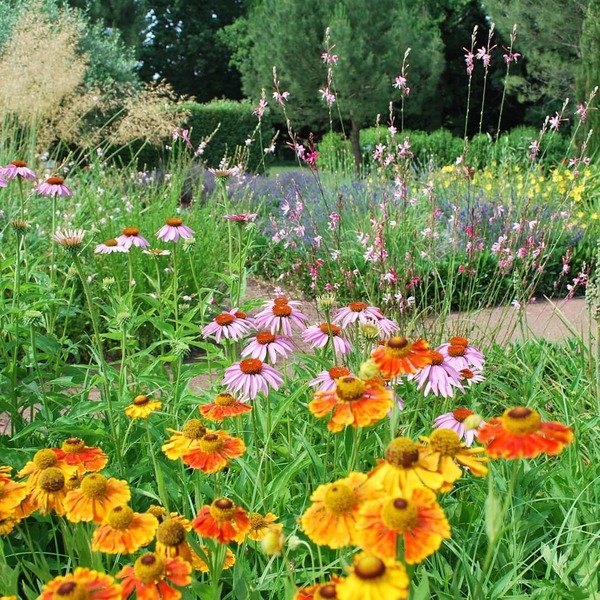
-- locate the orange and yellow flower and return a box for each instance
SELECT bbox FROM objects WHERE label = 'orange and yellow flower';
[17,449,76,489]
[179,430,246,473]
[236,511,279,542]
[356,488,451,563]
[54,438,108,475]
[368,437,444,496]
[91,505,158,554]
[117,553,191,600]
[0,516,19,536]
[154,515,205,570]
[419,428,488,491]
[0,469,28,519]
[195,545,236,573]
[125,395,162,419]
[162,419,207,461]
[19,467,68,518]
[300,472,384,549]
[336,554,409,600]
[309,375,392,433]
[65,473,130,523]
[37,566,122,600]
[192,498,251,544]
[293,577,342,600]
[199,392,252,422]
[477,406,574,459]
[371,336,432,378]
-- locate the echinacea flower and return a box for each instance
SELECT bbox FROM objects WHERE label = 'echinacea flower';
[94,239,128,254]
[65,473,130,523]
[371,336,432,378]
[38,567,122,600]
[195,545,236,573]
[54,438,108,475]
[199,392,252,422]
[459,367,485,386]
[438,336,485,370]
[434,408,483,446]
[17,448,76,489]
[222,358,283,401]
[156,218,194,243]
[53,229,85,251]
[300,472,384,549]
[125,395,162,419]
[336,554,409,600]
[192,497,251,544]
[202,309,253,343]
[241,332,293,363]
[91,505,158,554]
[179,430,246,473]
[309,366,351,393]
[116,227,150,250]
[223,213,257,222]
[302,323,352,355]
[309,375,392,432]
[410,351,464,398]
[155,515,204,569]
[477,406,574,459]
[117,553,191,600]
[162,419,207,461]
[368,437,444,496]
[36,176,73,197]
[356,488,451,563]
[2,160,36,180]
[254,300,309,336]
[370,310,399,338]
[333,302,384,330]
[143,248,171,257]
[235,511,279,542]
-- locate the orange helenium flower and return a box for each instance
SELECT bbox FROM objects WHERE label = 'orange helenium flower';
[54,438,108,475]
[154,515,204,570]
[477,406,574,459]
[336,554,409,600]
[293,578,342,600]
[309,375,392,432]
[356,488,451,563]
[419,428,488,491]
[125,395,162,419]
[19,466,68,517]
[368,437,444,496]
[117,553,192,600]
[0,474,28,518]
[192,498,251,544]
[236,511,279,542]
[17,449,76,489]
[300,472,384,549]
[199,392,252,421]
[91,505,158,554]
[162,419,207,461]
[180,430,246,473]
[65,473,130,523]
[195,545,236,573]
[38,567,122,600]
[371,336,432,378]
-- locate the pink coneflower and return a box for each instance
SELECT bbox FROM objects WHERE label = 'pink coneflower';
[241,332,293,363]
[36,176,73,197]
[254,300,309,336]
[0,174,6,187]
[434,408,484,447]
[223,213,258,222]
[410,351,464,398]
[156,218,195,243]
[116,227,150,250]
[333,302,383,329]
[202,309,252,343]
[232,309,255,330]
[437,336,485,371]
[94,239,128,254]
[53,228,85,250]
[262,296,304,310]
[302,323,352,355]
[2,160,36,180]
[459,367,485,387]
[222,358,283,400]
[309,366,351,393]
[371,310,399,338]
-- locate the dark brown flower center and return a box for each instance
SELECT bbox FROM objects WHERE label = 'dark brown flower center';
[318,323,340,336]
[133,395,149,406]
[272,304,292,317]
[47,177,64,185]
[157,520,186,546]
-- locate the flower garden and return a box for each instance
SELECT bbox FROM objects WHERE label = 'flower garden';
[1,14,600,600]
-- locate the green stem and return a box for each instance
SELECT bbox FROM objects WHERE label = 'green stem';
[9,236,22,436]
[146,420,170,512]
[29,324,50,427]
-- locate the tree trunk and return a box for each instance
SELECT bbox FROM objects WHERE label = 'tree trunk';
[350,119,362,176]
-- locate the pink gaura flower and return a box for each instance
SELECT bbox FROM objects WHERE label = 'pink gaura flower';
[241,332,293,364]
[434,408,485,447]
[116,227,150,249]
[437,336,485,371]
[333,302,383,330]
[223,213,257,222]
[36,176,73,197]
[254,298,308,336]
[309,366,351,393]
[202,309,253,343]
[302,323,352,355]
[94,239,128,254]
[410,351,464,398]
[2,160,36,180]
[156,218,195,243]
[223,358,283,400]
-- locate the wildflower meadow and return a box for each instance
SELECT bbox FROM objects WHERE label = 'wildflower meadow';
[1,3,599,599]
